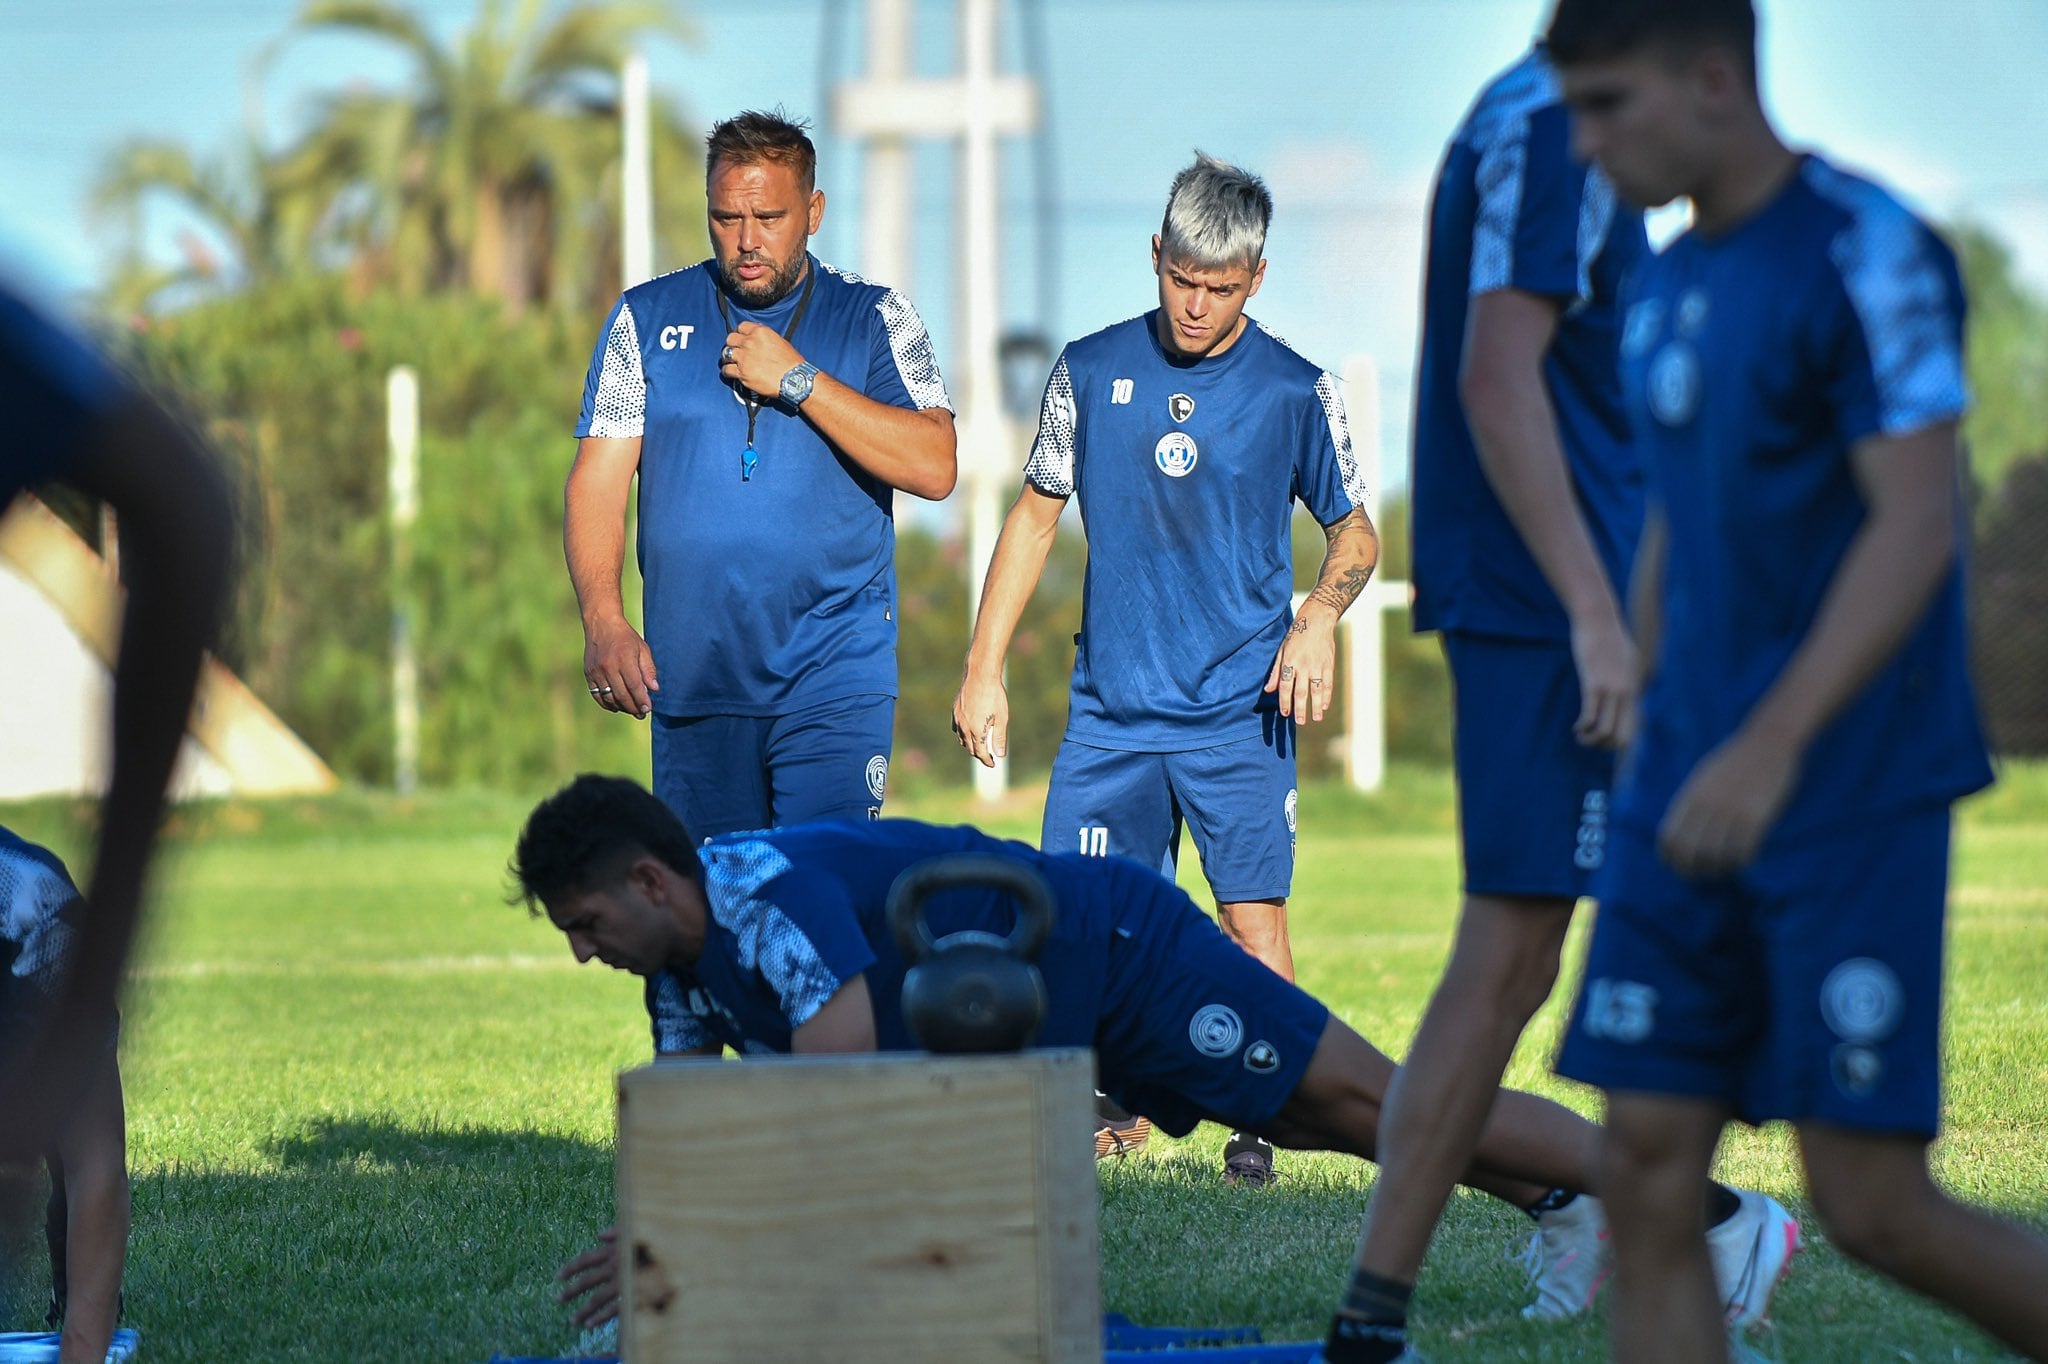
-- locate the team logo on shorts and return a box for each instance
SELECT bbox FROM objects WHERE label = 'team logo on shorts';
[1283,789,1297,835]
[1243,1040,1281,1074]
[1821,958,1902,1042]
[1574,789,1608,871]
[1648,341,1701,427]
[1832,1043,1884,1098]
[1168,392,1195,423]
[1155,431,1199,478]
[865,754,889,803]
[1188,1004,1244,1058]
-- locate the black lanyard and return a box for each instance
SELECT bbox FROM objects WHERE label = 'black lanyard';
[715,265,819,481]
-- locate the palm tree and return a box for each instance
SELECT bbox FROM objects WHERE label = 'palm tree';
[90,138,317,312]
[272,0,703,313]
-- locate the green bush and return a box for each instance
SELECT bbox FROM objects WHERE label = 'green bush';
[1974,452,2048,756]
[122,276,635,784]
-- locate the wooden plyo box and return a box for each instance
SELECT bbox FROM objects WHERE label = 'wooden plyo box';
[616,1049,1102,1364]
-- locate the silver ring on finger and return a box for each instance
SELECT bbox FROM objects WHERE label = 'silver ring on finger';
[721,344,735,365]
[588,686,602,697]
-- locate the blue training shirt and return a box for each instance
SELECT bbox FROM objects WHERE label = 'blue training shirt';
[1024,312,1365,751]
[576,256,952,717]
[0,825,85,1012]
[642,819,1162,1056]
[1410,48,1649,641]
[1616,155,1994,844]
[2,282,126,507]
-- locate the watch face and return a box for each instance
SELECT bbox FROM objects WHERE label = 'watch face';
[781,365,815,405]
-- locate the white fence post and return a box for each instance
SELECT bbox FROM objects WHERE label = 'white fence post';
[387,365,420,796]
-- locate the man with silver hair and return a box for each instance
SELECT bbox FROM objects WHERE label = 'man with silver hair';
[952,152,1379,1184]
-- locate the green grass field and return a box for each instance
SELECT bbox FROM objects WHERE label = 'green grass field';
[4,764,2046,1362]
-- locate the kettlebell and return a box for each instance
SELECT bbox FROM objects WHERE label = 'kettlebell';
[887,854,1055,1053]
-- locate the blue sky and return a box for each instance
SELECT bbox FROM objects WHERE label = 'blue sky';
[3,0,2045,485]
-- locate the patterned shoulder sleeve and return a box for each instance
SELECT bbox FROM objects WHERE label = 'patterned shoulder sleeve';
[1468,67,1590,303]
[577,297,647,438]
[1021,351,1078,496]
[874,289,954,412]
[646,972,712,1054]
[0,841,83,998]
[1313,369,1370,514]
[1809,163,1968,441]
[703,840,870,1033]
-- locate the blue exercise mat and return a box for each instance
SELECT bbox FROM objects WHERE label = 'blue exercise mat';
[0,1329,140,1362]
[488,1315,1322,1362]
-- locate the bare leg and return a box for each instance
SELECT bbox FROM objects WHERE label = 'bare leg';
[1354,894,1575,1279]
[1602,1092,1728,1364]
[1218,897,1293,982]
[1800,1122,2048,1358]
[1264,1015,1601,1208]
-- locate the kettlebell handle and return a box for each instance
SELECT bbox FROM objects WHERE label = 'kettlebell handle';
[886,854,1056,965]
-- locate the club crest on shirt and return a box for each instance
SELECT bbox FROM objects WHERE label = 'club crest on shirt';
[1243,1040,1282,1074]
[1168,392,1195,423]
[865,754,889,803]
[1676,289,1710,337]
[1622,299,1665,359]
[1648,340,1701,427]
[1155,431,1199,478]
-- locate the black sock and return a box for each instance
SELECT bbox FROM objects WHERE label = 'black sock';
[1706,1180,1742,1228]
[1324,1269,1412,1363]
[1324,1315,1410,1364]
[1524,1185,1578,1219]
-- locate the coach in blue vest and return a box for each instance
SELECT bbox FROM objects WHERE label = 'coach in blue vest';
[568,110,957,838]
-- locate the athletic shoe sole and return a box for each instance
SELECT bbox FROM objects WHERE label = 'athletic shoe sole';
[1094,1115,1152,1159]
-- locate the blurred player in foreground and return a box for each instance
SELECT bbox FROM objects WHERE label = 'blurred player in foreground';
[1543,1,2048,1360]
[510,774,1777,1331]
[1,279,232,1359]
[1333,20,1794,1363]
[2,828,129,1363]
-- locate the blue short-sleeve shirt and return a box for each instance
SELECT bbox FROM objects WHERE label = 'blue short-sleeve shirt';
[0,826,86,1014]
[1616,155,1993,842]
[1410,48,1649,640]
[643,820,1122,1057]
[576,257,952,717]
[1024,314,1366,751]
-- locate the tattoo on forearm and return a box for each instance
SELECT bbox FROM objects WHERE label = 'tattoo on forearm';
[1309,565,1374,614]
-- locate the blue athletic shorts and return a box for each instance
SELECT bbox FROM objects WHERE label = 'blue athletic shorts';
[652,694,895,839]
[1091,873,1329,1137]
[1040,721,1297,902]
[1445,631,1615,900]
[1556,806,1951,1136]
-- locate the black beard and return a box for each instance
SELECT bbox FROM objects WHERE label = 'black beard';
[718,250,806,307]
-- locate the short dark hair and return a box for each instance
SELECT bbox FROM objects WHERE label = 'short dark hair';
[705,109,818,191]
[509,774,700,913]
[1546,0,1757,76]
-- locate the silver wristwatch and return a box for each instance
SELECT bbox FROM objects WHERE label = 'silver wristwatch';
[779,361,819,408]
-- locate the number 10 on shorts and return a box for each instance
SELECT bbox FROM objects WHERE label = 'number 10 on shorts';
[1078,826,1110,856]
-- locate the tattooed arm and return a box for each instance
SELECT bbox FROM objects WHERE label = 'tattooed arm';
[1265,507,1380,724]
